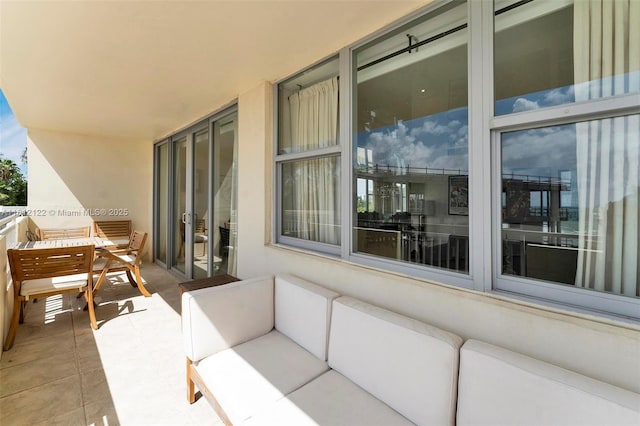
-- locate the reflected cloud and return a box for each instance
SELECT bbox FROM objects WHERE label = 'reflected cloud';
[502,125,576,175]
[543,86,574,105]
[512,98,540,113]
[357,107,468,171]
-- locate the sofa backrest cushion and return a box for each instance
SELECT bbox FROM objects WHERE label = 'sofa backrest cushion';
[274,274,340,361]
[457,339,640,425]
[182,276,274,363]
[328,296,463,426]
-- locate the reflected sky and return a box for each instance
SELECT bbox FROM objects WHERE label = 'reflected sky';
[355,106,468,172]
[495,84,575,116]
[355,82,638,212]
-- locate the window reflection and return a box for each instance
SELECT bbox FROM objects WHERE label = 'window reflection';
[494,0,639,115]
[353,2,469,273]
[501,114,639,297]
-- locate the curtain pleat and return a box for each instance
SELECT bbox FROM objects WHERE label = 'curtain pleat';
[287,77,339,245]
[574,0,639,296]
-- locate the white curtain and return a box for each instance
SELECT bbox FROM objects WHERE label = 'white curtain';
[287,77,340,244]
[574,0,639,296]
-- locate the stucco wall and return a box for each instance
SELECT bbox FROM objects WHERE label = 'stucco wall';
[27,129,152,258]
[236,81,640,394]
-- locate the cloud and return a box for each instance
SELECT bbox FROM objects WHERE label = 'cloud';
[361,116,469,171]
[501,125,576,177]
[512,98,540,113]
[409,120,450,137]
[543,86,574,105]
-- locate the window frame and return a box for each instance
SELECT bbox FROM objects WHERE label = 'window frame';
[491,103,640,320]
[272,0,640,322]
[487,0,640,320]
[273,54,342,256]
[345,0,476,289]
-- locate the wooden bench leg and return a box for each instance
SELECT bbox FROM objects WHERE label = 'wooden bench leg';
[187,358,196,404]
[3,297,22,351]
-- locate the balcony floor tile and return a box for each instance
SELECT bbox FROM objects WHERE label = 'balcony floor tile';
[0,264,222,426]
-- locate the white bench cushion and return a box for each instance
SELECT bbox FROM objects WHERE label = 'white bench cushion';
[328,297,462,426]
[99,237,130,247]
[21,273,88,298]
[275,274,340,361]
[194,330,329,424]
[457,339,640,425]
[244,370,414,426]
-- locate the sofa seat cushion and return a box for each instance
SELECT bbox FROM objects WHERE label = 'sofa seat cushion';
[194,329,329,424]
[244,370,414,426]
[457,339,640,425]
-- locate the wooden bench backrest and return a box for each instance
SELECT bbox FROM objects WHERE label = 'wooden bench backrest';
[7,245,95,283]
[93,220,132,239]
[38,226,91,240]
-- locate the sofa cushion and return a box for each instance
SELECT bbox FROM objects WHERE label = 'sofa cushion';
[328,297,463,426]
[457,339,640,425]
[275,274,340,361]
[243,370,413,426]
[194,330,329,424]
[182,276,274,363]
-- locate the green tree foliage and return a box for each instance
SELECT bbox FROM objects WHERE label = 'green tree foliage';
[0,157,27,206]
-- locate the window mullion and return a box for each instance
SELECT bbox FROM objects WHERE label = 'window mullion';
[468,0,494,291]
[490,93,640,131]
[340,47,352,260]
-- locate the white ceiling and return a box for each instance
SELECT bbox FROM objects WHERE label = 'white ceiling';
[0,0,427,141]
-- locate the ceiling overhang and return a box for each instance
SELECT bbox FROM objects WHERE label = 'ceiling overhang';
[1,0,427,141]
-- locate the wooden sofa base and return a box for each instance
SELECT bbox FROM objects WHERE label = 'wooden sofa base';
[186,358,233,426]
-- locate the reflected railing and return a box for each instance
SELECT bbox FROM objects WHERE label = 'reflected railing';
[502,228,582,285]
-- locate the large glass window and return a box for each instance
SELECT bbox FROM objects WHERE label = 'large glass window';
[500,115,639,298]
[494,0,639,115]
[353,1,469,273]
[493,0,639,315]
[281,157,340,244]
[273,0,639,320]
[277,57,341,249]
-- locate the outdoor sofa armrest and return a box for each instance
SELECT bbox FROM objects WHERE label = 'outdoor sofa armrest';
[182,275,274,363]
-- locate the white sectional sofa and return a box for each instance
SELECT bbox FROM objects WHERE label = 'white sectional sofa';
[182,274,640,426]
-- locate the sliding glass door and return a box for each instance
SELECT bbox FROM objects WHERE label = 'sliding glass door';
[172,135,188,274]
[211,112,237,276]
[154,106,238,279]
[191,128,210,279]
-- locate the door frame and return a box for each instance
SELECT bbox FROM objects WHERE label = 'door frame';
[153,103,238,280]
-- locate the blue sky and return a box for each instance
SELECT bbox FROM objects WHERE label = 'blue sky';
[0,89,27,176]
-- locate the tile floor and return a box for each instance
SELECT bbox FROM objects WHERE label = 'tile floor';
[0,264,223,426]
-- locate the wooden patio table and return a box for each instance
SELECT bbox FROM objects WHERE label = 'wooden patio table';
[10,237,121,303]
[11,237,109,250]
